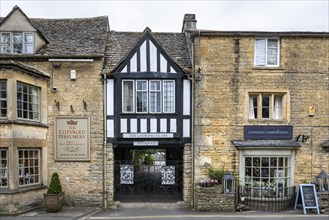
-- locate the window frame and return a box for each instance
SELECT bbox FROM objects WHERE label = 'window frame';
[1,32,35,54]
[17,82,41,121]
[0,149,8,188]
[18,149,41,187]
[248,93,284,120]
[0,80,7,118]
[121,79,175,114]
[254,37,280,67]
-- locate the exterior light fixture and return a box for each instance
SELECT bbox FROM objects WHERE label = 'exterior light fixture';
[222,171,235,194]
[315,170,329,192]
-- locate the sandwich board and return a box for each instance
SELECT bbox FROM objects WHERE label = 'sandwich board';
[294,184,319,214]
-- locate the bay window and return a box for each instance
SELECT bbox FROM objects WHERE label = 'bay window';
[122,80,175,113]
[18,149,41,186]
[0,149,8,188]
[0,80,7,118]
[17,82,40,121]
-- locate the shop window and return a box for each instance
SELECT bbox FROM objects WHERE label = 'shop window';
[254,38,279,67]
[249,93,284,120]
[1,32,34,54]
[0,80,7,118]
[0,149,8,188]
[122,80,175,113]
[18,149,40,186]
[244,156,291,198]
[17,82,40,121]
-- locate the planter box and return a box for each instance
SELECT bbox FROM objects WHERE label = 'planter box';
[44,192,65,213]
[194,184,235,212]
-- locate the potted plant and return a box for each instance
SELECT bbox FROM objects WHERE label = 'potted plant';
[44,172,65,212]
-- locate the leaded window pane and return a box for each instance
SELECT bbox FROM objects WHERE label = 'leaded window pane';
[150,81,161,113]
[0,149,8,187]
[1,33,11,53]
[267,39,278,65]
[123,81,134,112]
[13,33,23,54]
[255,39,266,65]
[136,81,148,113]
[163,81,175,113]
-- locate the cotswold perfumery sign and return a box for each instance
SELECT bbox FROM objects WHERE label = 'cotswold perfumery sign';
[55,117,90,161]
[244,125,293,140]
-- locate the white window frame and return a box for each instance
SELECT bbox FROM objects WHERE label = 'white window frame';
[239,149,295,197]
[122,79,175,114]
[149,80,162,113]
[0,32,35,54]
[18,149,41,187]
[17,82,40,121]
[122,80,135,113]
[249,93,284,120]
[0,80,7,118]
[254,37,280,67]
[136,80,148,113]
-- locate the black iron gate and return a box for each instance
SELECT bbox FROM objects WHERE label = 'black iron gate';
[114,160,183,202]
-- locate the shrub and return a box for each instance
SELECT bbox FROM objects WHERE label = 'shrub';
[207,167,226,184]
[47,172,63,194]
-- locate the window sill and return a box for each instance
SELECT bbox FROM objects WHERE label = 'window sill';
[252,66,285,71]
[0,119,48,128]
[0,185,47,194]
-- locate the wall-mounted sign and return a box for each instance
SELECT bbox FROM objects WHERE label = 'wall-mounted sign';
[54,117,90,161]
[123,133,174,138]
[133,141,159,146]
[244,125,293,140]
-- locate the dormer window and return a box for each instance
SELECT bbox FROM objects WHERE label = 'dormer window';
[1,32,34,54]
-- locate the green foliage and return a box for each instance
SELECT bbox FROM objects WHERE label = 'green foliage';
[47,172,63,194]
[207,167,226,184]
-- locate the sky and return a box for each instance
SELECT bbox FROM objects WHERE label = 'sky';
[0,0,328,32]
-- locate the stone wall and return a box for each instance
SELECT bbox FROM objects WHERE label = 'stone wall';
[28,59,105,206]
[194,184,235,212]
[192,34,329,184]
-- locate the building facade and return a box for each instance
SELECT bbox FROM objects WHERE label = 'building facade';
[184,14,329,206]
[0,6,328,215]
[0,6,108,214]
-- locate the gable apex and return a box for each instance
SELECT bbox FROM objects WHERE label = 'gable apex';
[114,30,184,75]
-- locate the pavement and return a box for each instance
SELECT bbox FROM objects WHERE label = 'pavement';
[1,203,328,220]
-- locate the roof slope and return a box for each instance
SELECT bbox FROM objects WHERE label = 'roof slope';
[0,15,109,57]
[103,30,191,73]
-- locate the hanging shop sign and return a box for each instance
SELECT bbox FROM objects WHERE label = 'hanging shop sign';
[244,125,293,140]
[54,117,90,161]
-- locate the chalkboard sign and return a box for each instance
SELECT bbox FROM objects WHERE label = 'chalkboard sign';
[294,184,319,215]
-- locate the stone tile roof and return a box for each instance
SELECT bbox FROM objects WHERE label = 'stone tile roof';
[0,16,109,57]
[103,30,191,74]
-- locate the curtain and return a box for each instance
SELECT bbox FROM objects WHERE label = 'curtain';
[274,96,282,119]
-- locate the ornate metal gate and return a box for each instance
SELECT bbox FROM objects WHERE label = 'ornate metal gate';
[114,160,183,202]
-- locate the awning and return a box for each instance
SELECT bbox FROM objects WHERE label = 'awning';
[232,140,301,150]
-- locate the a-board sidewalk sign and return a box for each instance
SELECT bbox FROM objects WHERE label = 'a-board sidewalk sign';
[294,184,320,214]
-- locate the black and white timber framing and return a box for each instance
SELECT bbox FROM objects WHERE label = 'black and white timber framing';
[106,29,191,148]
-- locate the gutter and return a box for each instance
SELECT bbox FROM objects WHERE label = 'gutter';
[102,70,108,208]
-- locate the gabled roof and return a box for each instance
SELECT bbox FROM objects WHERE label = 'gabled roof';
[0,6,109,57]
[103,28,191,74]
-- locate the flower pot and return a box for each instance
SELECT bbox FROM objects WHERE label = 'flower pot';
[44,192,65,212]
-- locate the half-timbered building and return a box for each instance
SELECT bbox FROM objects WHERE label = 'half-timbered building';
[103,28,192,203]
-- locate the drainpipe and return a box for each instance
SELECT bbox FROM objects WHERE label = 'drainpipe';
[102,70,108,208]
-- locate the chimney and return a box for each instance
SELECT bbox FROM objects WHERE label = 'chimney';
[182,14,197,32]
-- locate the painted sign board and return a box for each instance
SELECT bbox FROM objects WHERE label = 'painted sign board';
[244,125,293,140]
[123,133,174,138]
[133,141,159,146]
[54,117,90,161]
[294,184,319,215]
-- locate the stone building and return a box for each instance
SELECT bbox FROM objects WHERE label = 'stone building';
[1,6,328,215]
[0,6,108,214]
[183,14,329,209]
